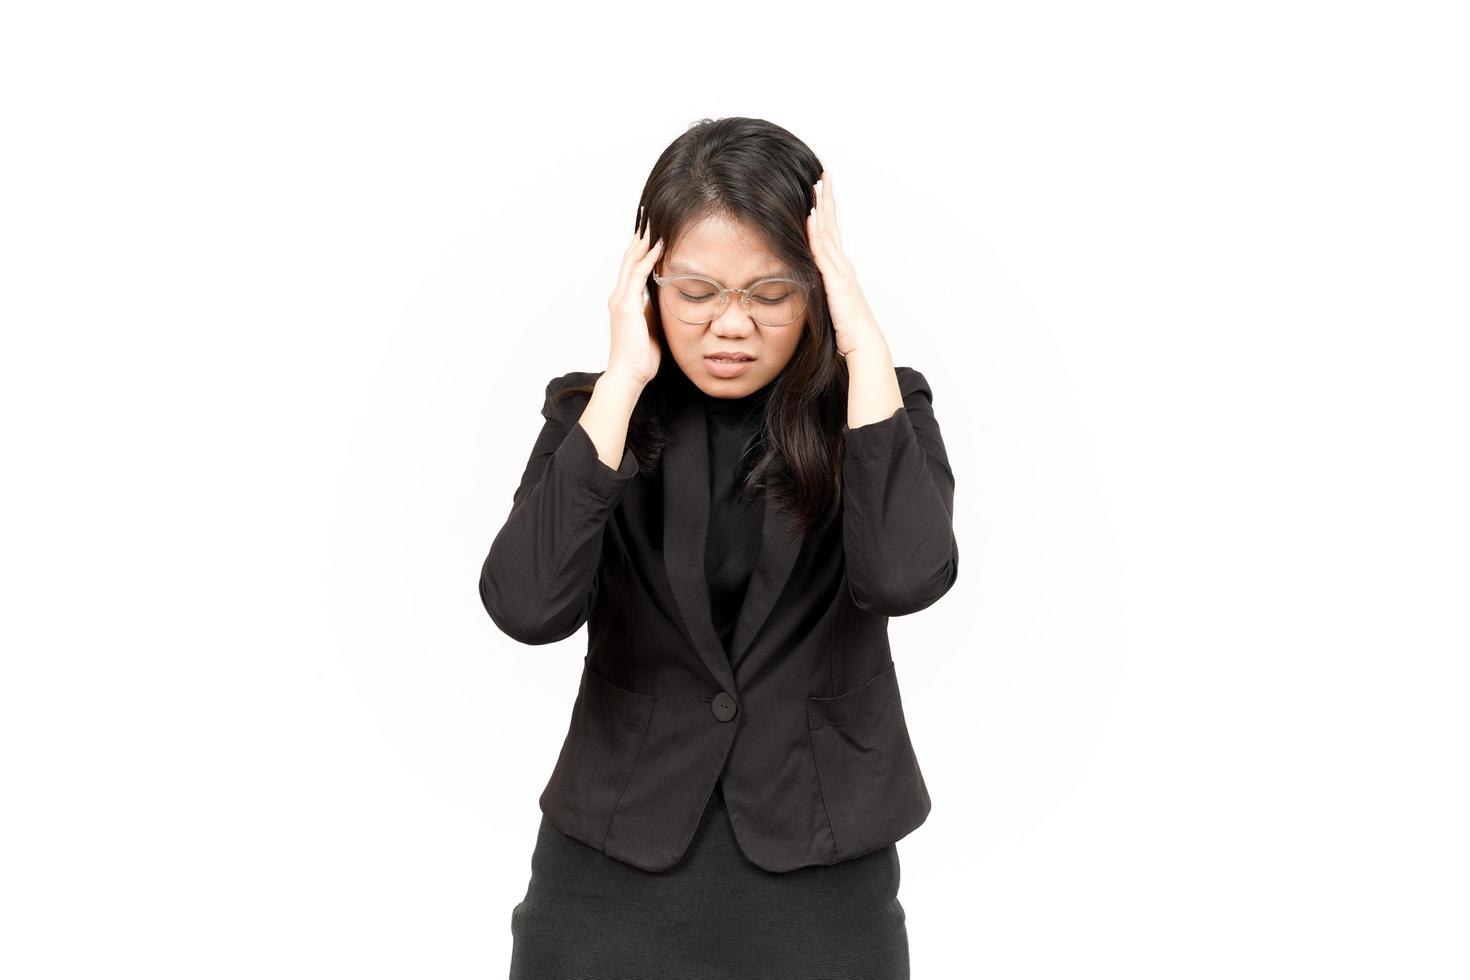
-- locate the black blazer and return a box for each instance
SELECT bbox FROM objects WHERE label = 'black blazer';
[479,364,958,872]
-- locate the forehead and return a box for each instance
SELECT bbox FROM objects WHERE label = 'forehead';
[665,213,790,280]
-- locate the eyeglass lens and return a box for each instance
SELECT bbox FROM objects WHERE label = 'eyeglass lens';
[661,277,807,326]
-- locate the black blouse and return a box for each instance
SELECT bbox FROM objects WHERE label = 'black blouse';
[701,378,775,658]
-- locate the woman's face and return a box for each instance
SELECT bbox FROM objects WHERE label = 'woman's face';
[655,213,805,398]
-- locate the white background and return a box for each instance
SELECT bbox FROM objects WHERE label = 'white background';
[3,2,1466,977]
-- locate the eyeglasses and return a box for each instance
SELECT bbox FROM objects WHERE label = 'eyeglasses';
[652,272,813,327]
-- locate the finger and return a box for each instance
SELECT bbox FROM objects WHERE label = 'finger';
[638,237,664,271]
[628,237,663,294]
[812,179,830,248]
[812,175,842,257]
[823,173,841,247]
[806,208,829,272]
[618,210,654,286]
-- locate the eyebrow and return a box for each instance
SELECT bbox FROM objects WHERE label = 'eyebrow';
[665,262,793,284]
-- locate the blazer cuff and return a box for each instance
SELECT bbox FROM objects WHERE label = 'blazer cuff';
[560,418,640,499]
[842,406,911,462]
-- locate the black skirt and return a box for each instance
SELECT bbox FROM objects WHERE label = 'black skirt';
[508,782,910,980]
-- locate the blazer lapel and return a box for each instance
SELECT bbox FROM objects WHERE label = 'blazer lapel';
[662,386,806,682]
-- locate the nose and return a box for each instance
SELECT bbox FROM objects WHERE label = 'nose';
[709,306,756,336]
[709,291,757,335]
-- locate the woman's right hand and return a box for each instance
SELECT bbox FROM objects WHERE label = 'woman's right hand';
[605,207,664,388]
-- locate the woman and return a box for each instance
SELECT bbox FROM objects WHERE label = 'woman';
[481,117,959,980]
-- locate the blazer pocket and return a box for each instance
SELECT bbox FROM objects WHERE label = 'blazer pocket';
[538,656,657,851]
[807,661,932,860]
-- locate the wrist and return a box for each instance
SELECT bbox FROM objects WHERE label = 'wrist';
[596,367,648,403]
[843,336,894,372]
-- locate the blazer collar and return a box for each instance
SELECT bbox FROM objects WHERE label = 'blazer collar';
[661,384,804,685]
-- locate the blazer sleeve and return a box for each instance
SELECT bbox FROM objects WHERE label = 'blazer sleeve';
[840,365,960,616]
[478,372,640,645]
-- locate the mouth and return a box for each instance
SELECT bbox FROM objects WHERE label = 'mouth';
[705,353,756,363]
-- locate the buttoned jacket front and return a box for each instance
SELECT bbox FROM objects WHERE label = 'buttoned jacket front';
[479,364,958,873]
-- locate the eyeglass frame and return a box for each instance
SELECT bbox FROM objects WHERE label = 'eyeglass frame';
[651,271,815,326]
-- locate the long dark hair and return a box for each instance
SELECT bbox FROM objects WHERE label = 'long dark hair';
[558,116,850,537]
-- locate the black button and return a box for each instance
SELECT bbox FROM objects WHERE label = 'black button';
[711,691,738,722]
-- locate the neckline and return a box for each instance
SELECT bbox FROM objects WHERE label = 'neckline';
[700,375,776,415]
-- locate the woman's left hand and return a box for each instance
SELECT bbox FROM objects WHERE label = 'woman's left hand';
[806,170,886,358]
